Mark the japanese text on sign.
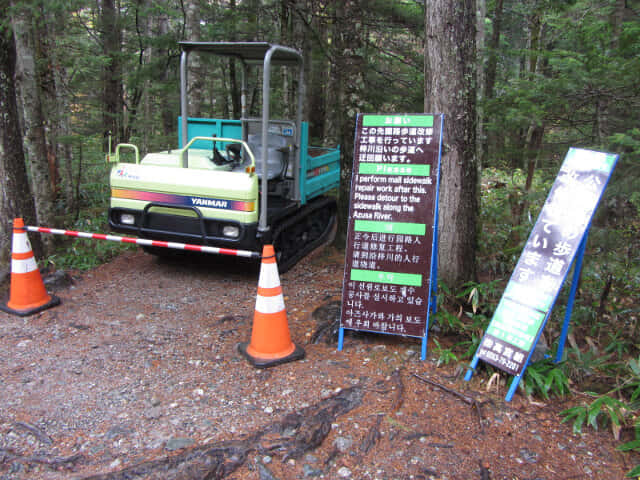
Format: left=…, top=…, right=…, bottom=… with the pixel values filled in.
left=478, top=148, right=618, bottom=375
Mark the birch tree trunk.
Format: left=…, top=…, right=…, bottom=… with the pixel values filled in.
left=0, top=10, right=41, bottom=264
left=425, top=0, right=479, bottom=287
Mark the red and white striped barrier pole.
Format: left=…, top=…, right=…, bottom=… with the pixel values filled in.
left=25, top=226, right=261, bottom=259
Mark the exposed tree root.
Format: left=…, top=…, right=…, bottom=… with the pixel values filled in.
left=0, top=448, right=82, bottom=469
left=82, top=387, right=363, bottom=480
left=412, top=373, right=486, bottom=434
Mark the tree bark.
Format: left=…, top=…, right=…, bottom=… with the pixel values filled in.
left=0, top=10, right=41, bottom=264
left=183, top=0, right=204, bottom=118
left=327, top=1, right=364, bottom=246
left=424, top=0, right=479, bottom=287
left=480, top=0, right=503, bottom=163
left=305, top=3, right=328, bottom=141
left=45, top=3, right=77, bottom=215
left=476, top=0, right=486, bottom=171
left=10, top=0, right=56, bottom=254
left=100, top=0, right=124, bottom=144
left=228, top=0, right=241, bottom=119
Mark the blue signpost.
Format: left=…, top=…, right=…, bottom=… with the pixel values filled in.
left=338, top=114, right=443, bottom=359
left=464, top=148, right=619, bottom=401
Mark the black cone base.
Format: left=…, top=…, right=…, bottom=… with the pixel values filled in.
left=0, top=295, right=60, bottom=317
left=237, top=342, right=305, bottom=368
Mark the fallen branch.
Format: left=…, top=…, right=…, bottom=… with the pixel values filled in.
left=359, top=414, right=383, bottom=455
left=389, top=368, right=405, bottom=413
left=0, top=448, right=82, bottom=468
left=412, top=373, right=485, bottom=433
left=13, top=421, right=53, bottom=446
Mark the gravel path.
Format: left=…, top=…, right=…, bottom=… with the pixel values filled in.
left=0, top=248, right=630, bottom=479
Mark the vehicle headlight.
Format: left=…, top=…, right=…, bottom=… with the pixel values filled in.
left=121, top=213, right=135, bottom=225
left=222, top=225, right=240, bottom=238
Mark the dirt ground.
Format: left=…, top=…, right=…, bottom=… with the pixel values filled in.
left=0, top=246, right=634, bottom=479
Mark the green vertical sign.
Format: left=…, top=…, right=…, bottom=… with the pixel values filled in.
left=475, top=148, right=618, bottom=376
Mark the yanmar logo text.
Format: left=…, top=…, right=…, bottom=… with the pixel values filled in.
left=190, top=197, right=229, bottom=208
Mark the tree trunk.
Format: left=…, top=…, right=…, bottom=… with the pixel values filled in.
left=32, top=7, right=62, bottom=202
left=293, top=0, right=312, bottom=123
left=123, top=0, right=149, bottom=142
left=307, top=4, right=328, bottom=141
left=425, top=0, right=478, bottom=287
left=46, top=4, right=77, bottom=215
left=101, top=0, right=124, bottom=145
left=10, top=0, right=56, bottom=254
left=184, top=0, right=204, bottom=117
left=0, top=11, right=41, bottom=264
left=476, top=0, right=486, bottom=171
left=156, top=11, right=175, bottom=139
left=327, top=1, right=364, bottom=246
left=483, top=0, right=503, bottom=103
left=481, top=0, right=503, bottom=163
left=593, top=0, right=625, bottom=144
left=228, top=0, right=241, bottom=119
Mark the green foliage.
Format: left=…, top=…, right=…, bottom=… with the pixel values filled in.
left=478, top=167, right=554, bottom=277
left=617, top=421, right=640, bottom=478
left=432, top=338, right=458, bottom=367
left=484, top=0, right=639, bottom=170
left=564, top=347, right=614, bottom=384
left=561, top=395, right=626, bottom=435
left=523, top=358, right=571, bottom=400
left=626, top=357, right=640, bottom=404
left=435, top=281, right=494, bottom=337
left=432, top=279, right=496, bottom=363
left=560, top=354, right=640, bottom=477
left=47, top=213, right=135, bottom=271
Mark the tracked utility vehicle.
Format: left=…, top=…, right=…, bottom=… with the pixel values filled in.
left=107, top=42, right=340, bottom=271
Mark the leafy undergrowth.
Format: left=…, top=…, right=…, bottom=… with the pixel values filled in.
left=47, top=213, right=136, bottom=271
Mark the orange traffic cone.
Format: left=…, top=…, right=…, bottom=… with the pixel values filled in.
left=0, top=218, right=60, bottom=316
left=238, top=245, right=305, bottom=368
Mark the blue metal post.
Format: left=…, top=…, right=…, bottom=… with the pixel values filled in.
left=421, top=334, right=428, bottom=360
left=505, top=374, right=522, bottom=401
left=555, top=231, right=589, bottom=363
left=337, top=327, right=344, bottom=351
left=464, top=354, right=479, bottom=381
left=422, top=114, right=444, bottom=362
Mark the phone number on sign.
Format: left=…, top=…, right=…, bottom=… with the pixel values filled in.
left=479, top=348, right=520, bottom=373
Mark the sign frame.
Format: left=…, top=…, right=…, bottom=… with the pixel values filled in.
left=338, top=113, right=444, bottom=360
left=464, top=148, right=619, bottom=401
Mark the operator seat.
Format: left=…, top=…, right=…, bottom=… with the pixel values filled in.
left=248, top=133, right=288, bottom=180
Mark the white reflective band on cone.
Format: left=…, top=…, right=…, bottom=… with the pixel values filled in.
left=258, top=262, right=280, bottom=289
left=255, top=294, right=286, bottom=314
left=12, top=233, right=32, bottom=254
left=11, top=256, right=38, bottom=274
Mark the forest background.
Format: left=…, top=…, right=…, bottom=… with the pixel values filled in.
left=0, top=0, right=639, bottom=475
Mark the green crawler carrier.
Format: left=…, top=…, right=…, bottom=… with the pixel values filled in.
left=107, top=42, right=340, bottom=271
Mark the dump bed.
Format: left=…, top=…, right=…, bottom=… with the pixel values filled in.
left=180, top=117, right=339, bottom=204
